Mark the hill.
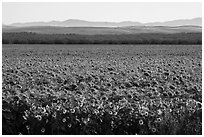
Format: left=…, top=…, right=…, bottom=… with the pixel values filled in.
left=7, top=17, right=202, bottom=27
left=2, top=26, right=202, bottom=35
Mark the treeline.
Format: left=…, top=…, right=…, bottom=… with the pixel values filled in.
left=2, top=32, right=202, bottom=44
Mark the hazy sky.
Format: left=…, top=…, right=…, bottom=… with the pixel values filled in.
left=2, top=2, right=202, bottom=25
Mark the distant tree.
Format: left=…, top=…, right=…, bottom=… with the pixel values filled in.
left=2, top=32, right=202, bottom=45
left=2, top=39, right=9, bottom=44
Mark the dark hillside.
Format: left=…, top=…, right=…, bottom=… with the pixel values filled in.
left=2, top=32, right=202, bottom=44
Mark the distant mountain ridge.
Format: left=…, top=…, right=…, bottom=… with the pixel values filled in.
left=2, top=26, right=202, bottom=35
left=4, top=17, right=202, bottom=27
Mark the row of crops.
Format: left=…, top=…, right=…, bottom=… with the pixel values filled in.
left=2, top=44, right=202, bottom=134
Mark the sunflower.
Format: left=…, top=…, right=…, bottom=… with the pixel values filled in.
left=152, top=127, right=157, bottom=133
left=139, top=119, right=144, bottom=125
left=41, top=128, right=45, bottom=133
left=62, top=118, right=66, bottom=123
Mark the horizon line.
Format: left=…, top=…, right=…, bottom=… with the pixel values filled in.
left=3, top=16, right=202, bottom=26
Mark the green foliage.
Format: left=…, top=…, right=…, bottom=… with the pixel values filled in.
left=2, top=32, right=202, bottom=44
